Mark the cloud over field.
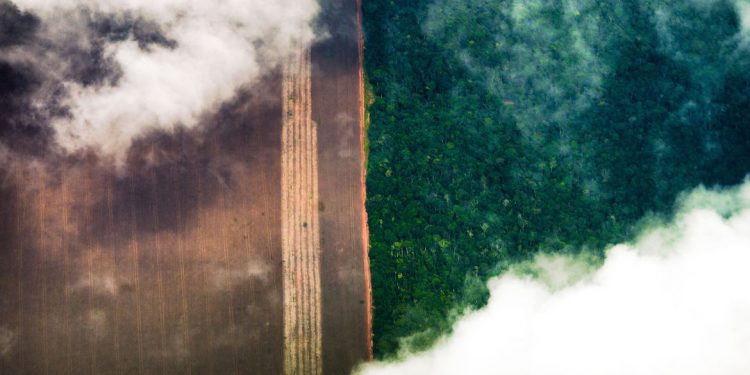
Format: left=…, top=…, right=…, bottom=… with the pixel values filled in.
left=1, top=0, right=319, bottom=160
left=0, top=326, right=15, bottom=358
left=359, top=182, right=750, bottom=375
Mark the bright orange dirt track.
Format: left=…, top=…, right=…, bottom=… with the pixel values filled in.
left=0, top=0, right=371, bottom=374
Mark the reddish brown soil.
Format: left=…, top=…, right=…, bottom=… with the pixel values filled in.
left=312, top=0, right=372, bottom=373
left=0, top=72, right=286, bottom=374
left=0, top=1, right=371, bottom=374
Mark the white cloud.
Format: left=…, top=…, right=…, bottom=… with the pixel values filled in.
left=737, top=0, right=750, bottom=33
left=358, top=182, right=750, bottom=375
left=0, top=326, right=15, bottom=358
left=68, top=273, right=118, bottom=296
left=8, top=0, right=319, bottom=161
left=211, top=260, right=271, bottom=291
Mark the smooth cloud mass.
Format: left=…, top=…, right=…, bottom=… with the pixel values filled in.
left=359, top=182, right=750, bottom=375
left=4, top=0, right=319, bottom=159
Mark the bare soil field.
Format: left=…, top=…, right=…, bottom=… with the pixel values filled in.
left=0, top=1, right=370, bottom=374
left=0, top=73, right=286, bottom=374
left=313, top=0, right=372, bottom=373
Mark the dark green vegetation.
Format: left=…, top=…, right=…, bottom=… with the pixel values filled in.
left=363, top=0, right=750, bottom=357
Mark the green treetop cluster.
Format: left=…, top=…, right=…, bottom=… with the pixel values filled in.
left=363, top=0, right=750, bottom=357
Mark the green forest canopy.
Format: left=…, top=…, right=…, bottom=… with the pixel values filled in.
left=363, top=0, right=750, bottom=357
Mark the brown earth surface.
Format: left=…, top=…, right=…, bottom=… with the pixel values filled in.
left=0, top=0, right=370, bottom=374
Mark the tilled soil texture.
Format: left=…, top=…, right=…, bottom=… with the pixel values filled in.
left=313, top=0, right=372, bottom=373
left=0, top=0, right=370, bottom=374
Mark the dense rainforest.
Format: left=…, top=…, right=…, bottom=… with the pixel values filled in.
left=362, top=0, right=750, bottom=357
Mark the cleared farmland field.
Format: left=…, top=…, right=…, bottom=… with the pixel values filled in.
left=0, top=0, right=370, bottom=374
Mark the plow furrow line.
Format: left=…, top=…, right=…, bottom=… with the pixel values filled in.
left=282, top=47, right=322, bottom=375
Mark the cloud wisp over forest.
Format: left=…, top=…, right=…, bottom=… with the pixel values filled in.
left=362, top=0, right=750, bottom=355
left=359, top=182, right=750, bottom=375
left=1, top=0, right=319, bottom=161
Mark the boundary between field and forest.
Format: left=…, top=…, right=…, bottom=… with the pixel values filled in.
left=357, top=0, right=374, bottom=362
